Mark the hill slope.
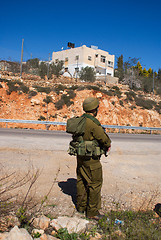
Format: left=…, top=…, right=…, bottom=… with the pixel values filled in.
left=0, top=72, right=161, bottom=132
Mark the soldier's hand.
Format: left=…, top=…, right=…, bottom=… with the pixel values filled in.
left=107, top=145, right=111, bottom=152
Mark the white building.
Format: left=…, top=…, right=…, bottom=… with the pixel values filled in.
left=52, top=45, right=115, bottom=79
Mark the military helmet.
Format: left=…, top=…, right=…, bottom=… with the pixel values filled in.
left=83, top=97, right=99, bottom=112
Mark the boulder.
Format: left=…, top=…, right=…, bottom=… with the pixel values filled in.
left=50, top=216, right=89, bottom=234
left=32, top=216, right=50, bottom=230
left=6, top=226, right=33, bottom=240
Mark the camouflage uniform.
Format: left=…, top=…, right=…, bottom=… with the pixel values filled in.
left=76, top=113, right=111, bottom=217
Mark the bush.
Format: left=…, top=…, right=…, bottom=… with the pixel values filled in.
left=54, top=84, right=66, bottom=95
left=77, top=86, right=86, bottom=91
left=119, top=100, right=124, bottom=106
left=54, top=99, right=64, bottom=110
left=125, top=90, right=136, bottom=102
left=135, top=97, right=156, bottom=110
left=28, top=90, right=37, bottom=99
left=155, top=101, right=161, bottom=114
left=6, top=80, right=29, bottom=95
left=33, top=85, right=51, bottom=94
left=43, top=96, right=53, bottom=104
left=68, top=85, right=79, bottom=90
left=38, top=116, right=46, bottom=121
left=79, top=66, right=96, bottom=82
left=98, top=210, right=161, bottom=239
left=50, top=60, right=64, bottom=78
left=6, top=81, right=19, bottom=94
left=20, top=84, right=29, bottom=94
left=54, top=90, right=76, bottom=109
left=85, top=85, right=100, bottom=91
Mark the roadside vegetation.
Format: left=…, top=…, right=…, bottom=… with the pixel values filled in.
left=0, top=166, right=160, bottom=239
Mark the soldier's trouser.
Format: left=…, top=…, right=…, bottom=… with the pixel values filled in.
left=76, top=156, right=103, bottom=217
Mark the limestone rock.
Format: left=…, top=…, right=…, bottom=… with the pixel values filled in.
left=39, top=234, right=57, bottom=240
left=32, top=228, right=44, bottom=235
left=0, top=216, right=20, bottom=232
left=32, top=216, right=50, bottom=230
left=0, top=232, right=9, bottom=240
left=31, top=99, right=40, bottom=106
left=50, top=216, right=89, bottom=234
left=6, top=226, right=33, bottom=240
left=90, top=232, right=102, bottom=239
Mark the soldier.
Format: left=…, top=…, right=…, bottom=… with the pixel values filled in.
left=75, top=97, right=111, bottom=220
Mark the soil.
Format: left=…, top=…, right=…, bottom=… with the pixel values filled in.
left=1, top=130, right=161, bottom=218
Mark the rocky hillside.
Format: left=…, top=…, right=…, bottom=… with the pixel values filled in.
left=0, top=71, right=161, bottom=132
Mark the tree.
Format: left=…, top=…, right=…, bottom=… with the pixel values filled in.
left=39, top=62, right=47, bottom=79
left=79, top=66, right=96, bottom=82
left=26, top=58, right=39, bottom=68
left=141, top=76, right=153, bottom=93
left=115, top=55, right=124, bottom=82
left=157, top=68, right=161, bottom=82
left=156, top=68, right=161, bottom=95
left=124, top=57, right=139, bottom=73
left=136, top=61, right=143, bottom=76
left=50, top=60, right=64, bottom=78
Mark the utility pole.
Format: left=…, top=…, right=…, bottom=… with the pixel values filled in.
left=20, top=39, right=24, bottom=78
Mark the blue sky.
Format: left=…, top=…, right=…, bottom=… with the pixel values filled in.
left=0, top=0, right=161, bottom=71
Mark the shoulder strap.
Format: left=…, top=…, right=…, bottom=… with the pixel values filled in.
left=82, top=113, right=101, bottom=126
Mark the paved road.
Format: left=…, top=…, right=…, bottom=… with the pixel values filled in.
left=0, top=128, right=161, bottom=211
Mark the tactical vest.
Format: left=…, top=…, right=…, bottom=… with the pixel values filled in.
left=66, top=114, right=105, bottom=157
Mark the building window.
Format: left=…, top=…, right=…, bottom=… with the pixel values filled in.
left=108, top=61, right=113, bottom=67
left=88, top=56, right=92, bottom=61
left=55, top=59, right=58, bottom=64
left=75, top=55, right=79, bottom=60
left=75, top=67, right=79, bottom=72
left=65, top=67, right=68, bottom=72
left=95, top=54, right=98, bottom=58
left=65, top=57, right=68, bottom=62
left=100, top=55, right=106, bottom=63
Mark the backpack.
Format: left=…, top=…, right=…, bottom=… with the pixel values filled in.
left=66, top=116, right=105, bottom=157
left=66, top=116, right=86, bottom=135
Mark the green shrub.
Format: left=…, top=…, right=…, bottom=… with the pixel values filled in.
left=55, top=99, right=64, bottom=110
left=6, top=80, right=29, bottom=95
left=33, top=85, right=51, bottom=94
left=38, top=116, right=46, bottom=121
left=119, top=100, right=124, bottom=106
left=97, top=210, right=161, bottom=239
left=112, top=86, right=120, bottom=91
left=135, top=97, right=156, bottom=110
left=28, top=90, right=37, bottom=98
left=79, top=66, right=96, bottom=82
left=77, top=86, right=86, bottom=91
left=155, top=101, right=161, bottom=114
left=54, top=89, right=76, bottom=109
left=85, top=85, right=100, bottom=91
left=50, top=114, right=57, bottom=118
left=69, top=85, right=79, bottom=90
left=6, top=81, right=19, bottom=94
left=20, top=84, right=29, bottom=94
left=43, top=96, right=53, bottom=104
left=54, top=84, right=66, bottom=95
left=125, top=91, right=136, bottom=102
